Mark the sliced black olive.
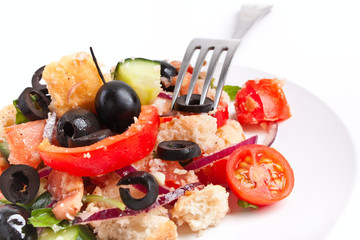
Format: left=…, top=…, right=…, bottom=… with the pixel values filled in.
left=57, top=108, right=102, bottom=147
left=31, top=65, right=48, bottom=95
left=17, top=87, right=50, bottom=121
left=0, top=165, right=40, bottom=204
left=68, top=129, right=116, bottom=148
left=173, top=94, right=214, bottom=113
left=117, top=171, right=159, bottom=210
left=0, top=204, right=37, bottom=240
left=157, top=61, right=178, bottom=92
left=157, top=140, right=201, bottom=161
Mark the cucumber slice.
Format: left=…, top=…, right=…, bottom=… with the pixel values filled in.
left=38, top=225, right=96, bottom=240
left=114, top=58, right=161, bottom=105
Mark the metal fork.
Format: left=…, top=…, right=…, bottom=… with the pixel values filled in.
left=171, top=4, right=272, bottom=111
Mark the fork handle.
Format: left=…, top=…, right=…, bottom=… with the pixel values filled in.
left=232, top=4, right=273, bottom=40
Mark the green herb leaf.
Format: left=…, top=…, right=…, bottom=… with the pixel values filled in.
left=237, top=199, right=258, bottom=209
left=13, top=100, right=29, bottom=124
left=28, top=208, right=62, bottom=228
left=0, top=141, right=10, bottom=159
left=32, top=191, right=53, bottom=210
left=223, top=85, right=241, bottom=101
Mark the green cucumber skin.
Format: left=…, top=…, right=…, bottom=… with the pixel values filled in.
left=38, top=225, right=96, bottom=240
left=114, top=58, right=161, bottom=105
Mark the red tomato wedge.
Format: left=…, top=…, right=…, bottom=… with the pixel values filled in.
left=196, top=157, right=228, bottom=186
left=235, top=79, right=291, bottom=124
left=226, top=144, right=294, bottom=205
left=38, top=106, right=159, bottom=176
left=4, top=120, right=46, bottom=168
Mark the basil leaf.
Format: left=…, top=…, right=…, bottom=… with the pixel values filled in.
left=32, top=191, right=53, bottom=210
left=237, top=199, right=258, bottom=209
left=223, top=85, right=241, bottom=101
left=28, top=208, right=62, bottom=227
left=13, top=100, right=29, bottom=124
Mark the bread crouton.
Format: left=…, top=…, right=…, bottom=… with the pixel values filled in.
left=42, top=52, right=111, bottom=117
left=157, top=115, right=226, bottom=154
left=216, top=119, right=245, bottom=145
left=0, top=104, right=16, bottom=142
left=170, top=184, right=229, bottom=232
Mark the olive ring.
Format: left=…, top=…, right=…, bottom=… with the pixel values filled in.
left=17, top=87, right=50, bottom=121
left=157, top=140, right=201, bottom=161
left=117, top=171, right=159, bottom=210
left=173, top=94, right=214, bottom=113
left=31, top=65, right=48, bottom=95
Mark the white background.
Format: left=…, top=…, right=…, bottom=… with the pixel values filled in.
left=0, top=0, right=359, bottom=239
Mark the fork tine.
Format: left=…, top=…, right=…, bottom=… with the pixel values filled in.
left=213, top=41, right=240, bottom=109
left=185, top=46, right=210, bottom=105
left=171, top=40, right=198, bottom=110
left=199, top=47, right=224, bottom=105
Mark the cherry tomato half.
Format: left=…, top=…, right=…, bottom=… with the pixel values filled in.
left=235, top=79, right=291, bottom=124
left=226, top=144, right=294, bottom=205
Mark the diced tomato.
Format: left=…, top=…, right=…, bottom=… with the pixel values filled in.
left=38, top=106, right=159, bottom=176
left=213, top=101, right=229, bottom=128
left=196, top=157, right=228, bottom=186
left=169, top=61, right=194, bottom=74
left=171, top=72, right=200, bottom=96
left=235, top=79, right=291, bottom=124
left=226, top=144, right=294, bottom=205
left=4, top=120, right=46, bottom=168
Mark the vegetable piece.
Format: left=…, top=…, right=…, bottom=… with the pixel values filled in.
left=237, top=199, right=258, bottom=209
left=68, top=129, right=115, bottom=148
left=226, top=144, right=294, bottom=205
left=32, top=191, right=53, bottom=209
left=174, top=94, right=214, bottom=113
left=0, top=164, right=40, bottom=204
left=83, top=195, right=126, bottom=210
left=115, top=165, right=170, bottom=195
left=223, top=85, right=241, bottom=101
left=13, top=100, right=30, bottom=124
left=213, top=100, right=229, bottom=128
left=95, top=80, right=141, bottom=133
left=38, top=166, right=52, bottom=179
left=0, top=204, right=37, bottom=240
left=184, top=136, right=257, bottom=171
left=56, top=108, right=102, bottom=147
left=73, top=182, right=202, bottom=224
left=235, top=78, right=291, bottom=124
left=31, top=65, right=48, bottom=95
left=38, top=105, right=159, bottom=176
left=17, top=87, right=50, bottom=121
left=114, top=58, right=161, bottom=105
left=117, top=171, right=159, bottom=210
left=38, top=225, right=96, bottom=240
left=4, top=119, right=46, bottom=168
left=28, top=208, right=63, bottom=227
left=157, top=60, right=178, bottom=92
left=157, top=140, right=201, bottom=161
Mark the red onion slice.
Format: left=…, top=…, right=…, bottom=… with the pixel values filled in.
left=157, top=92, right=173, bottom=100
left=262, top=122, right=278, bottom=147
left=38, top=166, right=52, bottom=178
left=115, top=165, right=171, bottom=195
left=184, top=136, right=258, bottom=171
left=73, top=182, right=202, bottom=224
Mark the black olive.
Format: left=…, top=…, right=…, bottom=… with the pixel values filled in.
left=157, top=140, right=201, bottom=161
left=117, top=171, right=159, bottom=210
left=31, top=65, right=48, bottom=95
left=95, top=80, right=141, bottom=133
left=0, top=204, right=37, bottom=240
left=0, top=165, right=40, bottom=204
left=157, top=61, right=178, bottom=92
left=17, top=87, right=50, bottom=121
left=68, top=129, right=116, bottom=147
left=173, top=94, right=214, bottom=113
left=56, top=108, right=102, bottom=148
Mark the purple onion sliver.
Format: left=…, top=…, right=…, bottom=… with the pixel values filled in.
left=115, top=165, right=170, bottom=195
left=73, top=182, right=202, bottom=225
left=157, top=92, right=173, bottom=100
left=38, top=166, right=52, bottom=178
left=262, top=122, right=278, bottom=147
left=184, top=135, right=258, bottom=171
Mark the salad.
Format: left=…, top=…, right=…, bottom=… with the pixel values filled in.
left=0, top=49, right=294, bottom=240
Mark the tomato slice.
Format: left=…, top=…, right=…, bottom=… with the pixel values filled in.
left=235, top=79, right=291, bottom=124
left=226, top=144, right=294, bottom=205
left=38, top=106, right=159, bottom=176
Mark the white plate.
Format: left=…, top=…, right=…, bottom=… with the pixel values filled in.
left=178, top=65, right=357, bottom=240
